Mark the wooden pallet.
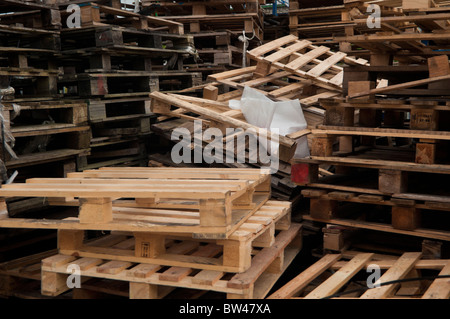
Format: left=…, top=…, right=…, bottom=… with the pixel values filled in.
left=58, top=2, right=183, bottom=34
left=0, top=167, right=272, bottom=239
left=269, top=252, right=450, bottom=299
left=59, top=25, right=193, bottom=54
left=301, top=188, right=450, bottom=241
left=0, top=0, right=61, bottom=30
left=142, top=0, right=264, bottom=40
left=46, top=200, right=290, bottom=273
left=59, top=71, right=202, bottom=98
left=292, top=155, right=450, bottom=193
left=78, top=137, right=149, bottom=171
left=84, top=97, right=152, bottom=123
left=186, top=31, right=248, bottom=69
left=149, top=91, right=301, bottom=163
left=0, top=99, right=89, bottom=166
left=40, top=223, right=302, bottom=299
left=0, top=249, right=58, bottom=299
left=321, top=97, right=450, bottom=130
left=205, top=65, right=341, bottom=108
left=246, top=34, right=368, bottom=91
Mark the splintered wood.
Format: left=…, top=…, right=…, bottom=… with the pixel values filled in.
left=269, top=252, right=450, bottom=299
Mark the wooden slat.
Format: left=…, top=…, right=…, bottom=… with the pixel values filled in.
left=421, top=262, right=450, bottom=299
left=285, top=46, right=331, bottom=71
left=307, top=52, right=347, bottom=78
left=304, top=253, right=374, bottom=299
left=264, top=40, right=311, bottom=64
left=268, top=254, right=341, bottom=299
left=360, top=252, right=423, bottom=299
left=247, top=35, right=298, bottom=58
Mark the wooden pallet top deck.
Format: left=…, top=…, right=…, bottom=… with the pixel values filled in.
left=247, top=34, right=368, bottom=90
left=0, top=167, right=269, bottom=200
left=0, top=167, right=273, bottom=238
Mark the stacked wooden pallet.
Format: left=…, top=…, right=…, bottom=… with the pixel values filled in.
left=55, top=23, right=199, bottom=170
left=147, top=35, right=369, bottom=201
left=0, top=167, right=302, bottom=299
left=141, top=0, right=264, bottom=78
left=291, top=55, right=450, bottom=247
left=334, top=0, right=450, bottom=62
left=39, top=1, right=198, bottom=170
left=0, top=1, right=91, bottom=179
left=260, top=1, right=290, bottom=43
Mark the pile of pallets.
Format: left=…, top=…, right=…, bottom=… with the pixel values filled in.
left=0, top=167, right=302, bottom=299
left=141, top=0, right=264, bottom=77
left=291, top=54, right=450, bottom=250
left=0, top=1, right=90, bottom=178
left=0, top=0, right=201, bottom=175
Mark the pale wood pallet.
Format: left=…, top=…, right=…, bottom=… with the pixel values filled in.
left=41, top=223, right=302, bottom=299
left=269, top=252, right=450, bottom=299
left=246, top=34, right=368, bottom=91
left=51, top=199, right=291, bottom=273
left=205, top=65, right=341, bottom=108
left=0, top=167, right=272, bottom=239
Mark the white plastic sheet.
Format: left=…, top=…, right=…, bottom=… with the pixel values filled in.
left=229, top=86, right=310, bottom=158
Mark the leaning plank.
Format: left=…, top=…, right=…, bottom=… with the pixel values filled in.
left=268, top=254, right=341, bottom=299
left=303, top=253, right=374, bottom=299
left=149, top=91, right=295, bottom=148
left=360, top=252, right=423, bottom=299
left=421, top=262, right=450, bottom=299
left=348, top=74, right=450, bottom=99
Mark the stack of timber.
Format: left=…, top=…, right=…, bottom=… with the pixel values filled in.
left=0, top=167, right=303, bottom=299
left=48, top=1, right=200, bottom=170
left=261, top=1, right=290, bottom=43
left=269, top=252, right=450, bottom=299
left=141, top=0, right=264, bottom=78
left=148, top=91, right=300, bottom=201
left=148, top=35, right=369, bottom=201
left=334, top=0, right=450, bottom=63
left=142, top=0, right=264, bottom=41
left=291, top=55, right=450, bottom=247
left=0, top=1, right=91, bottom=178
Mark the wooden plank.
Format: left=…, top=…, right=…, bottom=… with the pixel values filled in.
left=263, top=40, right=311, bottom=64
left=360, top=253, right=423, bottom=299
left=421, top=262, right=450, bottom=299
left=149, top=91, right=295, bottom=147
left=285, top=46, right=331, bottom=71
left=307, top=52, right=347, bottom=78
left=348, top=74, right=450, bottom=99
left=304, top=253, right=374, bottom=299
left=247, top=35, right=298, bottom=58
left=268, top=254, right=341, bottom=299
left=227, top=223, right=302, bottom=289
